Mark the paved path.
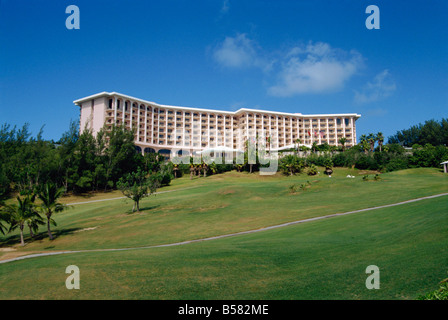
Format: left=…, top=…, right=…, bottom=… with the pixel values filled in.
left=1, top=192, right=447, bottom=265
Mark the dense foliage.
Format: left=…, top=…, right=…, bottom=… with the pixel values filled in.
left=418, top=279, right=448, bottom=300
left=277, top=142, right=448, bottom=174
left=388, top=118, right=448, bottom=147
left=0, top=122, right=169, bottom=199
left=1, top=119, right=447, bottom=200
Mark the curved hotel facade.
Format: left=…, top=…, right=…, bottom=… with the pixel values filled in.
left=74, top=92, right=361, bottom=157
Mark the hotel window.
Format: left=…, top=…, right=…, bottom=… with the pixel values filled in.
left=345, top=118, right=350, bottom=126
left=108, top=99, right=113, bottom=109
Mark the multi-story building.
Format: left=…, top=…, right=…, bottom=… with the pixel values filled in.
left=74, top=92, right=361, bottom=157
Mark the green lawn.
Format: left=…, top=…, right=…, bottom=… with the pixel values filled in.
left=0, top=168, right=447, bottom=299
left=0, top=191, right=447, bottom=299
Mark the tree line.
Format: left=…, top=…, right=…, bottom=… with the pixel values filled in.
left=277, top=137, right=448, bottom=175
left=0, top=121, right=173, bottom=199
left=388, top=118, right=448, bottom=147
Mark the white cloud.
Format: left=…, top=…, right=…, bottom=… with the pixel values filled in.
left=211, top=37, right=366, bottom=97
left=268, top=42, right=363, bottom=97
left=354, top=69, right=396, bottom=104
left=212, top=33, right=272, bottom=71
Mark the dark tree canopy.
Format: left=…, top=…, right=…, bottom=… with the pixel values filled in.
left=388, top=118, right=448, bottom=147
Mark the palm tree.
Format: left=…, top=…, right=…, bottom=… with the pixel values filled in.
left=0, top=201, right=9, bottom=236
left=26, top=213, right=44, bottom=239
left=37, top=182, right=68, bottom=240
left=189, top=163, right=195, bottom=180
left=6, top=196, right=41, bottom=246
left=210, top=162, right=218, bottom=175
left=377, top=132, right=384, bottom=152
left=189, top=157, right=195, bottom=180
left=367, top=133, right=376, bottom=152
left=338, top=137, right=347, bottom=151
left=245, top=138, right=257, bottom=173
left=359, top=134, right=369, bottom=154
left=294, top=138, right=301, bottom=154
left=202, top=161, right=208, bottom=177
left=172, top=164, right=179, bottom=178
left=266, top=136, right=271, bottom=154
left=280, top=155, right=303, bottom=176
left=23, top=194, right=44, bottom=239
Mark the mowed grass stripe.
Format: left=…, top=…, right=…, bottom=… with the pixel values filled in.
left=1, top=191, right=447, bottom=265
left=0, top=195, right=446, bottom=299
left=1, top=168, right=447, bottom=254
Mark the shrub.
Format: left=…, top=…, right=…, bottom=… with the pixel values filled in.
left=289, top=184, right=299, bottom=193
left=384, top=157, right=409, bottom=172
left=418, top=280, right=448, bottom=300
left=289, top=181, right=311, bottom=194
left=307, top=164, right=318, bottom=176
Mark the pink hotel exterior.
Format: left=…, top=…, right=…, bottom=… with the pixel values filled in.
left=74, top=92, right=361, bottom=157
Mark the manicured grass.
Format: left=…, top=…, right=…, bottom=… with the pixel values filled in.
left=0, top=193, right=446, bottom=299
left=0, top=168, right=447, bottom=256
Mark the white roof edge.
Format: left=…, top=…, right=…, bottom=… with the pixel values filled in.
left=73, top=91, right=111, bottom=104
left=73, top=91, right=361, bottom=118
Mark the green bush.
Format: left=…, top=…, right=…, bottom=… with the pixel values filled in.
left=418, top=280, right=448, bottom=300
left=307, top=164, right=318, bottom=176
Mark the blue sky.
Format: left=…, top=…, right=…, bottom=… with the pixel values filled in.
left=0, top=0, right=447, bottom=142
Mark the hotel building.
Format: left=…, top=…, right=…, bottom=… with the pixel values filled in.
left=74, top=92, right=361, bottom=157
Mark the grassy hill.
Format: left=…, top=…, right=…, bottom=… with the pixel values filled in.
left=0, top=167, right=447, bottom=299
